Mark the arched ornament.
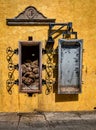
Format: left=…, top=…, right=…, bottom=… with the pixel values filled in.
left=6, top=6, right=55, bottom=25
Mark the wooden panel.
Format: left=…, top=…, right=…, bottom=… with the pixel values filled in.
left=19, top=41, right=42, bottom=93
left=58, top=39, right=83, bottom=94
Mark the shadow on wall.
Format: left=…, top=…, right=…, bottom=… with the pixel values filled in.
left=55, top=93, right=78, bottom=102
left=53, top=48, right=79, bottom=102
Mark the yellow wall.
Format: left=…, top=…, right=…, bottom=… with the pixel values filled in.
left=0, top=0, right=96, bottom=112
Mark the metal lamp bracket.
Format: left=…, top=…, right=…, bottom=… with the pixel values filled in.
left=48, top=22, right=77, bottom=40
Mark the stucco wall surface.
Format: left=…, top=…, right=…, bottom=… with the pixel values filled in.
left=0, top=0, right=96, bottom=112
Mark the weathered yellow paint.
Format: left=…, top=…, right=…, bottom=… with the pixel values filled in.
left=0, top=0, right=96, bottom=112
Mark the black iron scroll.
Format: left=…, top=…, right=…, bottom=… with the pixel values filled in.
left=6, top=47, right=18, bottom=94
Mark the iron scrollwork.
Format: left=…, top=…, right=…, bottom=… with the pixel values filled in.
left=6, top=47, right=18, bottom=94
left=42, top=49, right=56, bottom=95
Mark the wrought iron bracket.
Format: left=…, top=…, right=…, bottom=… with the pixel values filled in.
left=47, top=22, right=78, bottom=41
left=48, top=22, right=72, bottom=37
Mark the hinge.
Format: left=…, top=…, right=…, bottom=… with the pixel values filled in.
left=14, top=79, right=19, bottom=85
left=42, top=79, right=46, bottom=85
left=42, top=48, right=46, bottom=54
left=14, top=64, right=19, bottom=70
left=42, top=64, right=46, bottom=69
left=14, top=48, right=18, bottom=54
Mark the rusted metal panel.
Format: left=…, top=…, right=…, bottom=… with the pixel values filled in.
left=58, top=39, right=83, bottom=94
left=19, top=41, right=42, bottom=93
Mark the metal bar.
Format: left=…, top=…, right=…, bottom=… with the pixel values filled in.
left=50, top=25, right=66, bottom=36
left=49, top=22, right=71, bottom=26
left=63, top=31, right=78, bottom=39
left=48, top=22, right=72, bottom=38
